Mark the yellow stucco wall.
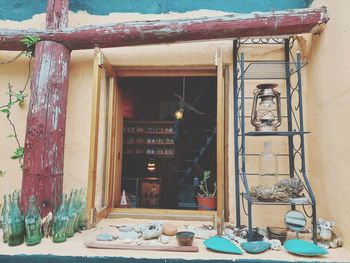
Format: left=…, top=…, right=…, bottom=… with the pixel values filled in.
left=0, top=2, right=348, bottom=247
left=304, top=0, right=350, bottom=249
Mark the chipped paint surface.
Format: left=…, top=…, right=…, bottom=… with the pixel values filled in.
left=0, top=0, right=313, bottom=21
left=21, top=0, right=71, bottom=216
left=0, top=7, right=328, bottom=51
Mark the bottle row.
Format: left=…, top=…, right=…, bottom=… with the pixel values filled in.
left=124, top=145, right=175, bottom=155
left=124, top=122, right=174, bottom=133
left=0, top=188, right=86, bottom=246
left=124, top=135, right=175, bottom=144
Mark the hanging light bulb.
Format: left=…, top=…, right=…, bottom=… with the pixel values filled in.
left=147, top=159, right=157, bottom=173
left=174, top=77, right=185, bottom=120
left=174, top=108, right=184, bottom=120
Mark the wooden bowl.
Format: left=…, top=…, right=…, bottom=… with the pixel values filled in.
left=176, top=231, right=195, bottom=246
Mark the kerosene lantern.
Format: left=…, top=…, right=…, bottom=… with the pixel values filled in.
left=251, top=83, right=282, bottom=132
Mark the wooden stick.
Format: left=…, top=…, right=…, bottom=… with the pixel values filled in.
left=84, top=241, right=199, bottom=252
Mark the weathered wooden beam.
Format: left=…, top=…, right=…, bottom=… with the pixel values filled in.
left=21, top=0, right=70, bottom=216
left=0, top=7, right=328, bottom=51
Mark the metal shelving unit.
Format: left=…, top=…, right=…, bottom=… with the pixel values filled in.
left=233, top=38, right=317, bottom=243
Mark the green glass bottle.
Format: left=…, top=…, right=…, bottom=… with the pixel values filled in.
left=53, top=195, right=68, bottom=243
left=72, top=189, right=80, bottom=233
left=7, top=192, right=24, bottom=246
left=1, top=195, right=11, bottom=243
left=0, top=195, right=7, bottom=229
left=25, top=195, right=42, bottom=246
left=78, top=188, right=87, bottom=229
left=65, top=191, right=76, bottom=238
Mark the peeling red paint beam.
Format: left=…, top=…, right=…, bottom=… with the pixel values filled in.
left=0, top=7, right=328, bottom=51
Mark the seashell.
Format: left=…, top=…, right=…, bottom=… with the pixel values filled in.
left=269, top=239, right=282, bottom=251
left=159, top=235, right=170, bottom=244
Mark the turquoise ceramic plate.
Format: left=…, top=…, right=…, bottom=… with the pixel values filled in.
left=284, top=239, right=329, bottom=256
left=241, top=241, right=271, bottom=254
left=203, top=236, right=243, bottom=254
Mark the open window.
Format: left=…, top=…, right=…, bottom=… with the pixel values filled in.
left=87, top=48, right=227, bottom=228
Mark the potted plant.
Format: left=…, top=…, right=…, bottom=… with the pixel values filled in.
left=196, top=170, right=217, bottom=211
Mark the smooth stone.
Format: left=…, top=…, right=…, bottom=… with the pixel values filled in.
left=119, top=226, right=134, bottom=232
left=258, top=228, right=268, bottom=238
left=134, top=224, right=147, bottom=233
left=204, top=236, right=243, bottom=254
left=97, top=233, right=113, bottom=241
left=269, top=239, right=282, bottom=251
left=143, top=223, right=162, bottom=240
left=223, top=228, right=235, bottom=239
left=234, top=236, right=247, bottom=244
left=187, top=226, right=214, bottom=240
left=162, top=223, right=178, bottom=236
left=241, top=241, right=271, bottom=254
left=284, top=239, right=329, bottom=256
left=160, top=235, right=170, bottom=244
left=120, top=238, right=133, bottom=244
left=119, top=230, right=140, bottom=240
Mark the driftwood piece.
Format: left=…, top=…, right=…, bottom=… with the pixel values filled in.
left=84, top=241, right=199, bottom=252
left=0, top=7, right=329, bottom=51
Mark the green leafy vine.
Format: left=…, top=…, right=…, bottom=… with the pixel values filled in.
left=0, top=36, right=40, bottom=177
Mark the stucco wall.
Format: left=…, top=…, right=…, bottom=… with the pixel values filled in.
left=2, top=1, right=348, bottom=245
left=304, top=0, right=350, bottom=249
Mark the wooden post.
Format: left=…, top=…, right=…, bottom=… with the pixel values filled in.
left=21, top=0, right=70, bottom=216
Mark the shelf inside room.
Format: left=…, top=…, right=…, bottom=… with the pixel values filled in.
left=123, top=120, right=176, bottom=158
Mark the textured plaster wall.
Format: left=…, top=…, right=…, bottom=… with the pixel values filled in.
left=0, top=3, right=335, bottom=234
left=304, top=0, right=350, bottom=249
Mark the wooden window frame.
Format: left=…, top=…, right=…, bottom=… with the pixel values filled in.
left=87, top=48, right=228, bottom=230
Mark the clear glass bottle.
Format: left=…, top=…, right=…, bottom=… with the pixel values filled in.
left=259, top=141, right=278, bottom=186
left=25, top=195, right=42, bottom=246
left=7, top=192, right=24, bottom=246
left=53, top=195, right=68, bottom=243
left=1, top=195, right=11, bottom=243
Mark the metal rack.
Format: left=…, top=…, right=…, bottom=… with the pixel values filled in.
left=233, top=38, right=317, bottom=243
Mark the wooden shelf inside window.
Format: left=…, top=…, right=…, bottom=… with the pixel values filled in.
left=123, top=120, right=175, bottom=158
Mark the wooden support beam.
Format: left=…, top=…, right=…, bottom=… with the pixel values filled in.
left=21, top=0, right=70, bottom=216
left=0, top=7, right=328, bottom=51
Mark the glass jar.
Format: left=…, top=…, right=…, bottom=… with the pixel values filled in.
left=25, top=195, right=42, bottom=246
left=259, top=141, right=278, bottom=186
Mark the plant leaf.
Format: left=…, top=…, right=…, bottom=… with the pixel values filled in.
left=0, top=108, right=10, bottom=114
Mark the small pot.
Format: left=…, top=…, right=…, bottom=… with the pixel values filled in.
left=176, top=231, right=194, bottom=246
left=196, top=196, right=217, bottom=211
left=267, top=227, right=288, bottom=245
